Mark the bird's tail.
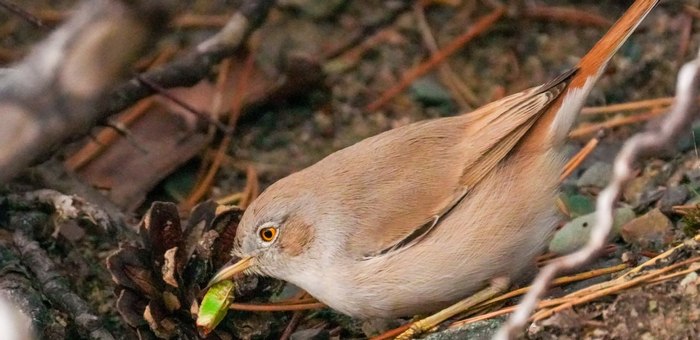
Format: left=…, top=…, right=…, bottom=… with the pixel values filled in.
left=520, top=0, right=659, bottom=152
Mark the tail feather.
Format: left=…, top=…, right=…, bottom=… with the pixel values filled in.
left=520, top=0, right=659, bottom=151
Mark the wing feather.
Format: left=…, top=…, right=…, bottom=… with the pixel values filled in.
left=302, top=71, right=574, bottom=258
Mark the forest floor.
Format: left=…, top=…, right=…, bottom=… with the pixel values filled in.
left=1, top=0, right=699, bottom=339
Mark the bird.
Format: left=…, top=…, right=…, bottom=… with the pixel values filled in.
left=208, top=0, right=659, bottom=337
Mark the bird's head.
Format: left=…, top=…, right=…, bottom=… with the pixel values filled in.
left=207, top=179, right=320, bottom=287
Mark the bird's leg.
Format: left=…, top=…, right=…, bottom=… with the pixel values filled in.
left=395, top=277, right=510, bottom=340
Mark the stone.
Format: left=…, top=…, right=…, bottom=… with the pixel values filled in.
left=561, top=193, right=595, bottom=218
left=549, top=207, right=635, bottom=254
left=279, top=0, right=345, bottom=19
left=657, top=185, right=689, bottom=214
left=410, top=77, right=454, bottom=107
left=676, top=120, right=700, bottom=152
left=623, top=160, right=670, bottom=207
left=290, top=328, right=330, bottom=340
left=423, top=318, right=503, bottom=340
left=686, top=168, right=700, bottom=184
left=361, top=318, right=401, bottom=338
left=577, top=162, right=612, bottom=189
left=621, top=208, right=674, bottom=249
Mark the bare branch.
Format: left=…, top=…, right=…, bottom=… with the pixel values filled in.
left=135, top=74, right=232, bottom=134
left=0, top=239, right=49, bottom=338
left=14, top=231, right=116, bottom=339
left=0, top=0, right=171, bottom=183
left=0, top=0, right=45, bottom=28
left=496, top=48, right=700, bottom=339
left=97, top=0, right=276, bottom=120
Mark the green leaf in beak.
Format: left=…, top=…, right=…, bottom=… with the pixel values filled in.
left=196, top=280, right=235, bottom=336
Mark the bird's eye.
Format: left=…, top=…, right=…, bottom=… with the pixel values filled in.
left=259, top=226, right=278, bottom=242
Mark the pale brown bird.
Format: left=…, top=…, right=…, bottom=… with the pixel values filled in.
left=209, top=0, right=659, bottom=337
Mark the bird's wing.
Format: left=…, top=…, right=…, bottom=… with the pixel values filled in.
left=310, top=72, right=574, bottom=259
left=309, top=0, right=659, bottom=259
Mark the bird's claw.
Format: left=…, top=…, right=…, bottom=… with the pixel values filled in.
left=395, top=320, right=428, bottom=340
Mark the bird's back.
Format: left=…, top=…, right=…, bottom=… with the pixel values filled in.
left=291, top=78, right=568, bottom=259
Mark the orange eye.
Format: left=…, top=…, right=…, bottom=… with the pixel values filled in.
left=259, top=226, right=277, bottom=242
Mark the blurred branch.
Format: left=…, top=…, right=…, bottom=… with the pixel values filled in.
left=0, top=0, right=45, bottom=28
left=366, top=6, right=505, bottom=111
left=496, top=48, right=700, bottom=339
left=0, top=0, right=276, bottom=185
left=97, top=0, right=276, bottom=120
left=0, top=0, right=172, bottom=183
left=0, top=239, right=51, bottom=337
left=14, top=231, right=116, bottom=339
left=522, top=4, right=612, bottom=28
left=322, top=0, right=412, bottom=59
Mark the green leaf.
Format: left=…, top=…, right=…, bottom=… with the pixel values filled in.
left=196, top=280, right=235, bottom=336
left=561, top=193, right=595, bottom=218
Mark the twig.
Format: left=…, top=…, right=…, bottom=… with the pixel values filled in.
left=375, top=261, right=627, bottom=340
left=206, top=58, right=233, bottom=134
left=6, top=189, right=113, bottom=232
left=477, top=263, right=629, bottom=308
left=64, top=45, right=176, bottom=172
left=173, top=14, right=230, bottom=28
left=136, top=74, right=231, bottom=134
left=533, top=236, right=700, bottom=303
left=560, top=136, right=600, bottom=182
left=569, top=108, right=665, bottom=139
left=531, top=257, right=700, bottom=321
left=276, top=297, right=318, bottom=305
left=414, top=2, right=477, bottom=109
left=182, top=50, right=255, bottom=209
left=180, top=58, right=234, bottom=211
left=29, top=159, right=132, bottom=233
left=324, top=28, right=397, bottom=74
left=0, top=0, right=44, bottom=28
left=496, top=47, right=700, bottom=340
left=615, top=233, right=700, bottom=281
left=0, top=0, right=172, bottom=183
left=370, top=324, right=412, bottom=340
left=538, top=244, right=617, bottom=267
left=98, top=0, right=276, bottom=120
left=279, top=311, right=304, bottom=340
left=0, top=240, right=52, bottom=336
left=581, top=97, right=674, bottom=116
left=581, top=96, right=675, bottom=115
left=677, top=13, right=693, bottom=68
left=239, top=165, right=260, bottom=209
left=366, top=6, right=505, bottom=111
left=672, top=203, right=699, bottom=214
left=35, top=9, right=238, bottom=30
left=14, top=231, right=115, bottom=339
left=684, top=5, right=700, bottom=20
left=449, top=305, right=519, bottom=329
left=101, top=121, right=149, bottom=155
left=0, top=46, right=21, bottom=62
left=181, top=58, right=234, bottom=210
left=522, top=5, right=613, bottom=28
left=279, top=292, right=312, bottom=340
left=647, top=262, right=700, bottom=284
left=65, top=98, right=155, bottom=171
left=229, top=301, right=326, bottom=312
left=322, top=1, right=412, bottom=60
left=448, top=253, right=699, bottom=330
left=215, top=192, right=243, bottom=205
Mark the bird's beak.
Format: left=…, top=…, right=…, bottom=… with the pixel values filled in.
left=206, top=256, right=253, bottom=289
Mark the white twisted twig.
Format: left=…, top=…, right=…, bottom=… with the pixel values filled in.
left=495, top=48, right=700, bottom=340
